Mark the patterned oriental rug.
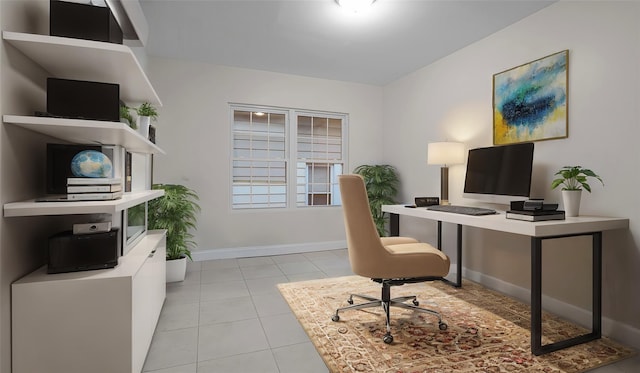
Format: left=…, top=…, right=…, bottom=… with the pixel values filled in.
left=277, top=276, right=634, bottom=373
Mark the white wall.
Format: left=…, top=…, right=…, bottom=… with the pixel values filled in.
left=1, top=1, right=58, bottom=371
left=146, top=58, right=384, bottom=255
left=382, top=0, right=640, bottom=339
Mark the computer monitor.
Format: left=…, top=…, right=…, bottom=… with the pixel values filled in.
left=463, top=142, right=534, bottom=205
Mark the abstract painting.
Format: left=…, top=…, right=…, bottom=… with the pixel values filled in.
left=493, top=50, right=568, bottom=145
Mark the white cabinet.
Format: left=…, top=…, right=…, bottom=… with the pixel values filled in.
left=12, top=230, right=166, bottom=373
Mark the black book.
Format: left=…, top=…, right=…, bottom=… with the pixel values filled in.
left=506, top=210, right=565, bottom=221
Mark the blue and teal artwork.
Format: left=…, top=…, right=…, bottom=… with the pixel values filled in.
left=493, top=50, right=568, bottom=145
left=71, top=150, right=113, bottom=178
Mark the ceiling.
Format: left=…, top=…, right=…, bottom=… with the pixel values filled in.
left=139, top=0, right=554, bottom=86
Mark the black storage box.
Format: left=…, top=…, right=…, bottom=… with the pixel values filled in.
left=48, top=229, right=119, bottom=274
left=50, top=0, right=123, bottom=44
left=47, top=78, right=120, bottom=122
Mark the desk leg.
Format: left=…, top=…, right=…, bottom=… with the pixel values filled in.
left=593, top=232, right=603, bottom=339
left=440, top=223, right=462, bottom=288
left=389, top=213, right=399, bottom=236
left=531, top=237, right=543, bottom=355
left=530, top=232, right=602, bottom=355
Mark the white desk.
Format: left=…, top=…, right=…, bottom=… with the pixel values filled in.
left=382, top=204, right=629, bottom=355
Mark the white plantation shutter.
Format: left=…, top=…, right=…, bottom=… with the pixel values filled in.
left=232, top=110, right=287, bottom=209
left=296, top=114, right=344, bottom=206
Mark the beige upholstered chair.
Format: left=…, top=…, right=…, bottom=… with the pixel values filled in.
left=332, top=174, right=451, bottom=344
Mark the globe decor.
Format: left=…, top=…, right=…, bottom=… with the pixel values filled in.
left=70, top=150, right=113, bottom=178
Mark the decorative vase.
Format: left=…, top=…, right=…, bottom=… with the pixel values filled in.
left=166, top=256, right=187, bottom=283
left=562, top=190, right=582, bottom=217
left=137, top=116, right=151, bottom=138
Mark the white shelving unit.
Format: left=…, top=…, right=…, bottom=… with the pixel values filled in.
left=3, top=31, right=161, bottom=105
left=5, top=26, right=167, bottom=373
left=2, top=31, right=166, bottom=218
left=3, top=115, right=165, bottom=154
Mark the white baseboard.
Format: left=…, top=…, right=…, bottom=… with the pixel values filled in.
left=462, top=266, right=640, bottom=350
left=191, top=240, right=347, bottom=261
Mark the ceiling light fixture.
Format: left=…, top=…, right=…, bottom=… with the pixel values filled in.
left=336, top=0, right=376, bottom=13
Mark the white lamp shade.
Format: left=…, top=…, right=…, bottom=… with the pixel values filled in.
left=427, top=142, right=465, bottom=166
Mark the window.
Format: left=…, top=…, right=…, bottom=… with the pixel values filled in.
left=296, top=114, right=343, bottom=207
left=231, top=105, right=347, bottom=209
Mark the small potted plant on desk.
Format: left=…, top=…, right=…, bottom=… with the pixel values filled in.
left=148, top=184, right=201, bottom=282
left=551, top=166, right=603, bottom=217
left=135, top=102, right=158, bottom=139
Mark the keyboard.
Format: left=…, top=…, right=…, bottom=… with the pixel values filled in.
left=426, top=205, right=497, bottom=216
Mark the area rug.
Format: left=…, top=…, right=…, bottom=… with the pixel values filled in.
left=277, top=276, right=634, bottom=373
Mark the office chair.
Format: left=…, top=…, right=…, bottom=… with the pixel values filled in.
left=332, top=174, right=450, bottom=344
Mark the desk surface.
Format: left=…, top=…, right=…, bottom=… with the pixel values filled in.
left=382, top=205, right=629, bottom=237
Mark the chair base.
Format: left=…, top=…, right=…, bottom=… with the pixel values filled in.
left=331, top=279, right=447, bottom=344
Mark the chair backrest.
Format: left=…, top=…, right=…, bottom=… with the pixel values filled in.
left=338, top=174, right=391, bottom=277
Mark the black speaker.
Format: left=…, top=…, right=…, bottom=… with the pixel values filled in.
left=48, top=229, right=119, bottom=274
left=50, top=0, right=123, bottom=44
left=47, top=78, right=120, bottom=122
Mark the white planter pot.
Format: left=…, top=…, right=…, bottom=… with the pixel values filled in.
left=166, top=256, right=187, bottom=283
left=562, top=190, right=582, bottom=217
left=137, top=116, right=151, bottom=139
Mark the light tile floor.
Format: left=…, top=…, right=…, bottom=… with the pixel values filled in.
left=142, top=249, right=639, bottom=373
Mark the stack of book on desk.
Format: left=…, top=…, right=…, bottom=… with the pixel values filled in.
left=66, top=177, right=123, bottom=201
left=506, top=199, right=565, bottom=221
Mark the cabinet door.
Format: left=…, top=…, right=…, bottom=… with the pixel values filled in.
left=12, top=277, right=132, bottom=373
left=132, top=237, right=166, bottom=372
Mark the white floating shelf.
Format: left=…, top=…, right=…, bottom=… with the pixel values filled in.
left=3, top=115, right=165, bottom=155
left=3, top=189, right=164, bottom=217
left=3, top=31, right=161, bottom=105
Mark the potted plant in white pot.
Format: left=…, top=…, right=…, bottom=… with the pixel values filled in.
left=551, top=166, right=603, bottom=217
left=148, top=184, right=200, bottom=282
left=135, top=102, right=158, bottom=139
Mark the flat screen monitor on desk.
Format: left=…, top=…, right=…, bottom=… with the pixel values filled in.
left=463, top=142, right=534, bottom=205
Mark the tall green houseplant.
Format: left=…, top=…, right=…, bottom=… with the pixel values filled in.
left=353, top=164, right=400, bottom=236
left=148, top=184, right=201, bottom=260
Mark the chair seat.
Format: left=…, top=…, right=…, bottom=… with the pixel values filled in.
left=380, top=236, right=419, bottom=245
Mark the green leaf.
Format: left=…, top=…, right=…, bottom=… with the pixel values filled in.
left=353, top=164, right=400, bottom=236
left=149, top=184, right=201, bottom=260
left=550, top=166, right=603, bottom=193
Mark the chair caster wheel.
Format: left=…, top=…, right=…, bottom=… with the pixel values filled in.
left=347, top=299, right=354, bottom=305
left=412, top=300, right=419, bottom=306
left=332, top=315, right=340, bottom=322
left=383, top=334, right=393, bottom=344
left=439, top=322, right=448, bottom=331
